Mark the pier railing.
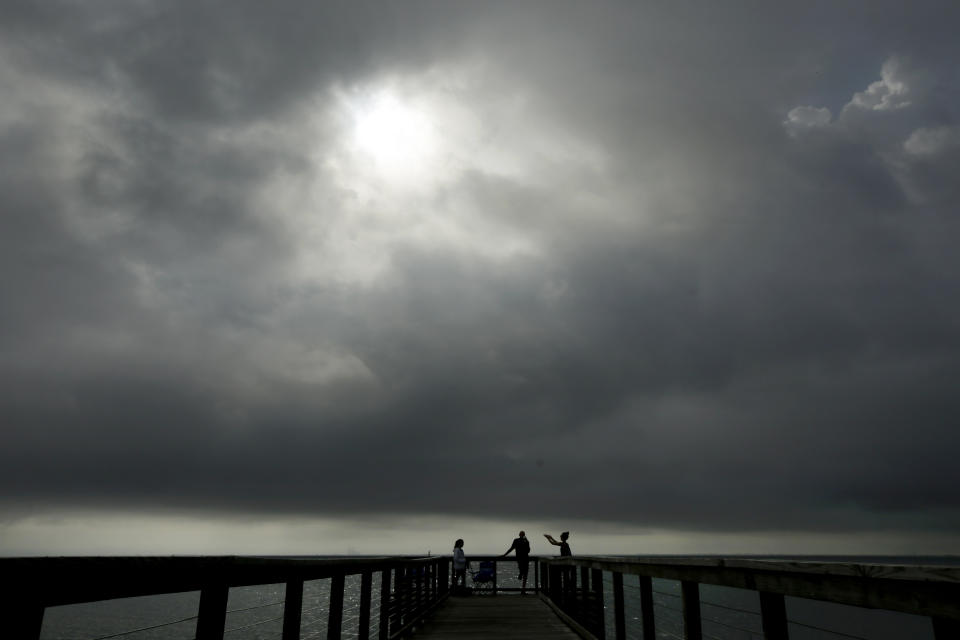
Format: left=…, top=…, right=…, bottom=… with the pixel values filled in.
left=537, top=556, right=960, bottom=640
left=7, top=555, right=959, bottom=639
left=1, top=556, right=449, bottom=640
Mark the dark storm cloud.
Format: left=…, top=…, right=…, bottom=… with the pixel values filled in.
left=3, top=1, right=960, bottom=540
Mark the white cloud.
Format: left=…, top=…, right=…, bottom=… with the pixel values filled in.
left=786, top=57, right=936, bottom=141
left=6, top=2, right=960, bottom=549
left=903, top=126, right=960, bottom=156
left=783, top=105, right=832, bottom=135
left=257, top=64, right=611, bottom=288
left=843, top=56, right=929, bottom=113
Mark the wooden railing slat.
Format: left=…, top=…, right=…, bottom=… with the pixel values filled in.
left=281, top=579, right=304, bottom=640
left=358, top=571, right=373, bottom=640
left=759, top=591, right=789, bottom=640
left=933, top=616, right=960, bottom=640
left=196, top=584, right=229, bottom=640
left=4, top=597, right=44, bottom=640
left=612, top=572, right=625, bottom=640
left=681, top=580, right=702, bottom=640
left=591, top=568, right=605, bottom=639
left=327, top=572, right=345, bottom=640
left=378, top=568, right=391, bottom=640
left=639, top=574, right=656, bottom=640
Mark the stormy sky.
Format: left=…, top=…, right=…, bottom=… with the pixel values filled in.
left=3, top=1, right=960, bottom=556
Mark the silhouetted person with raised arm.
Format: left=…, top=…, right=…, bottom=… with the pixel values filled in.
left=544, top=531, right=573, bottom=600
left=544, top=531, right=571, bottom=556
left=501, top=530, right=531, bottom=594
left=452, top=538, right=467, bottom=592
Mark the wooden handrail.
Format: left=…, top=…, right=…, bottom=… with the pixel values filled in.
left=5, top=555, right=957, bottom=640
left=537, top=556, right=960, bottom=640
left=0, top=555, right=447, bottom=640
left=0, top=556, right=434, bottom=607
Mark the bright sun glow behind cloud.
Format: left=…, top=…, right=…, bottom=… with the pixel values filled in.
left=268, top=68, right=609, bottom=287
left=324, top=70, right=606, bottom=197
left=351, top=91, right=439, bottom=182
left=325, top=81, right=464, bottom=196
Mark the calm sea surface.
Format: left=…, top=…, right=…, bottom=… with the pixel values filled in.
left=38, top=556, right=957, bottom=640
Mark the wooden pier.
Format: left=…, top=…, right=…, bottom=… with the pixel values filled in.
left=2, top=554, right=959, bottom=639
left=413, top=595, right=579, bottom=639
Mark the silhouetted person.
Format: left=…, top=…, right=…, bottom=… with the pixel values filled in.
left=452, top=538, right=467, bottom=592
left=544, top=531, right=573, bottom=599
left=501, top=530, right=531, bottom=594
left=544, top=531, right=571, bottom=556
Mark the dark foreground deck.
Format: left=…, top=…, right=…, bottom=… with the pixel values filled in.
left=412, top=595, right=580, bottom=639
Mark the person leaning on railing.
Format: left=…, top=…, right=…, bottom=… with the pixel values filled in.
left=502, top=530, right=531, bottom=594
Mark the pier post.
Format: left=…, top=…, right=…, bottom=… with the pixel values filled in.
left=612, top=572, right=626, bottom=640
left=378, top=568, right=391, bottom=640
left=759, top=591, right=789, bottom=640
left=424, top=561, right=430, bottom=608
left=281, top=579, right=304, bottom=640
left=5, top=597, right=44, bottom=640
left=413, top=564, right=421, bottom=616
left=392, top=566, right=405, bottom=634
left=579, top=566, right=590, bottom=622
left=550, top=564, right=561, bottom=604
left=681, top=581, right=702, bottom=640
left=427, top=561, right=434, bottom=604
left=196, top=584, right=229, bottom=640
left=391, top=567, right=401, bottom=634
left=933, top=617, right=960, bottom=640
left=416, top=563, right=423, bottom=615
left=358, top=571, right=372, bottom=640
left=327, top=572, right=345, bottom=640
left=592, top=568, right=605, bottom=639
left=639, top=575, right=655, bottom=640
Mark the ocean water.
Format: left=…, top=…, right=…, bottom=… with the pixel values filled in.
left=38, top=557, right=955, bottom=640
left=604, top=575, right=936, bottom=640
left=596, top=555, right=959, bottom=640
left=40, top=576, right=370, bottom=640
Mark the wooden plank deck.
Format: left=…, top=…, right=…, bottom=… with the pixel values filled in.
left=411, top=594, right=582, bottom=638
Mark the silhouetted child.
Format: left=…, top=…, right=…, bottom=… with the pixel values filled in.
left=452, top=538, right=467, bottom=591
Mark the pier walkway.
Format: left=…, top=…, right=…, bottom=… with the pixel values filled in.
left=412, top=595, right=580, bottom=639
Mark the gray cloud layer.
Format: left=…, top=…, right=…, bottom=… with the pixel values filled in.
left=3, top=1, right=960, bottom=539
